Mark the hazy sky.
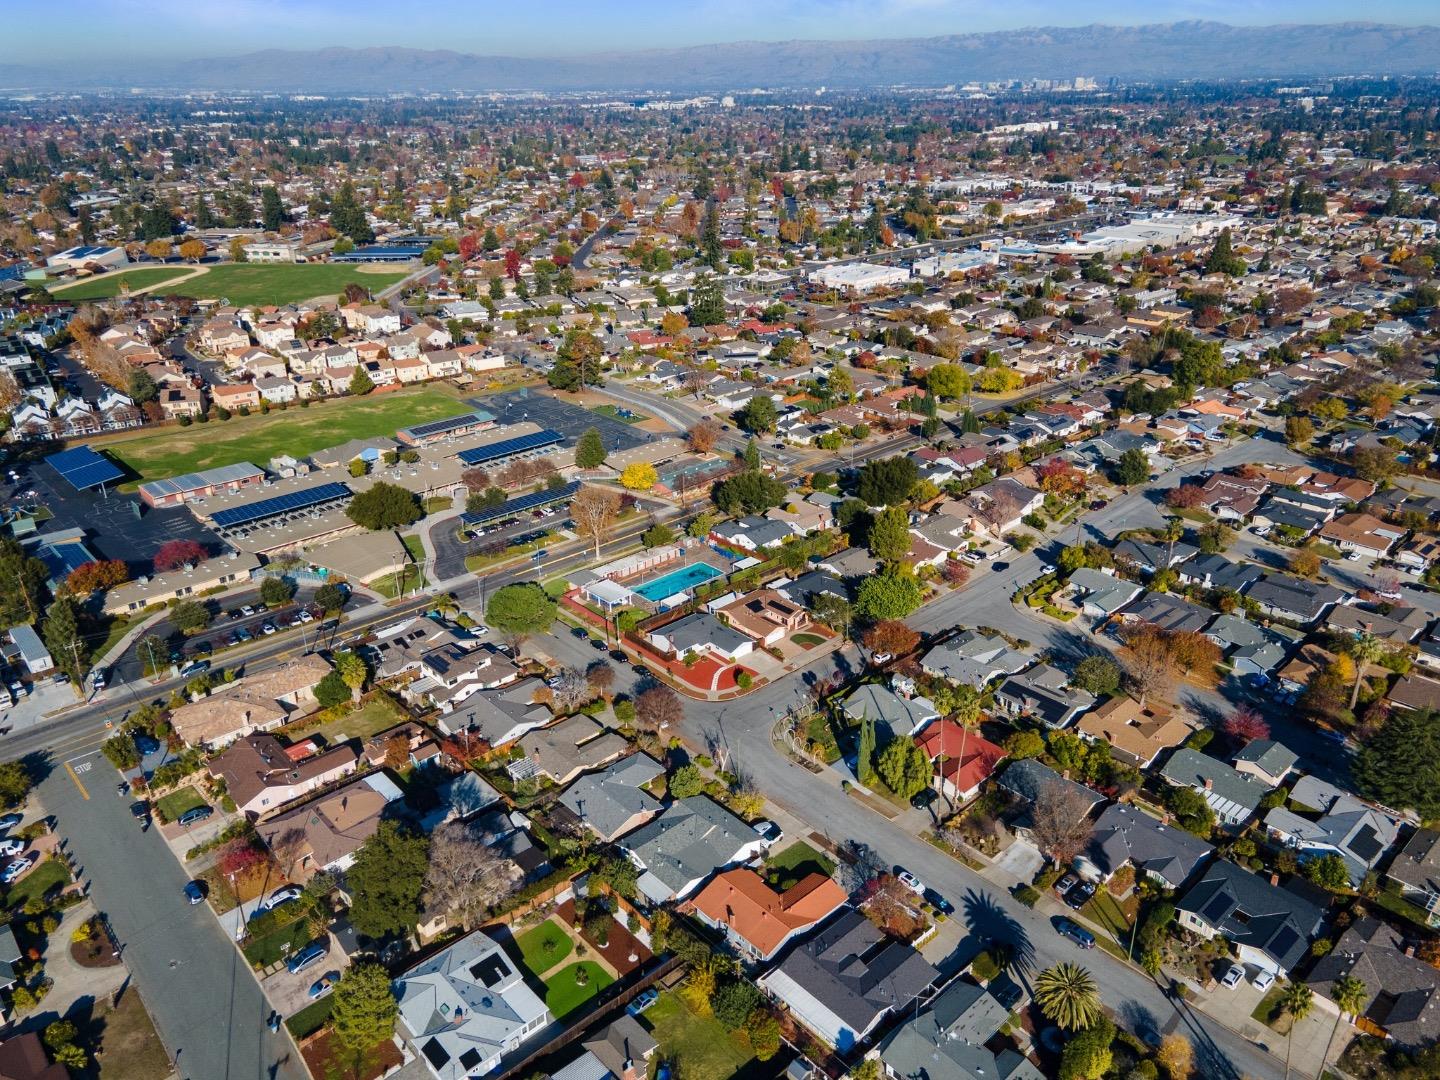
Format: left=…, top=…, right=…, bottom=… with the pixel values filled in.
left=4, top=0, right=1436, bottom=63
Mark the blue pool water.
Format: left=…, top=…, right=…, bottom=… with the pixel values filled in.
left=632, top=562, right=723, bottom=601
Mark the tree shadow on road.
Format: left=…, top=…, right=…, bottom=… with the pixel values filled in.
left=960, top=887, right=1035, bottom=981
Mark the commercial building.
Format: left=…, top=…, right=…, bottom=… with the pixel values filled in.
left=138, top=462, right=267, bottom=509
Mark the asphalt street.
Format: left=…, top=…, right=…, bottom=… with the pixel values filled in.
left=40, top=755, right=304, bottom=1080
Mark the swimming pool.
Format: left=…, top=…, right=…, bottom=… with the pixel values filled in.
left=632, top=562, right=724, bottom=601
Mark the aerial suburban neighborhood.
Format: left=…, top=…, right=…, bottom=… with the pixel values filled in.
left=1, top=5, right=1440, bottom=1080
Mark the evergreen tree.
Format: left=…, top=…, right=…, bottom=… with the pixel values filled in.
left=0, top=538, right=47, bottom=625
left=349, top=367, right=375, bottom=396
left=743, top=438, right=762, bottom=471
left=688, top=276, right=725, bottom=326
left=42, top=595, right=88, bottom=685
left=857, top=716, right=876, bottom=785
left=260, top=186, right=285, bottom=231
left=330, top=180, right=374, bottom=244
left=575, top=427, right=606, bottom=469
left=330, top=964, right=398, bottom=1054
left=960, top=409, right=981, bottom=434
left=702, top=199, right=724, bottom=270
left=78, top=207, right=95, bottom=245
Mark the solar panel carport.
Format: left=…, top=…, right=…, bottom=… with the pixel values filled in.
left=460, top=481, right=580, bottom=527
left=209, top=482, right=351, bottom=532
left=455, top=429, right=564, bottom=468
left=45, top=445, right=125, bottom=491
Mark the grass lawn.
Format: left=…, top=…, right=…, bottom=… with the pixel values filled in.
left=3, top=857, right=71, bottom=909
left=93, top=986, right=173, bottom=1080
left=286, top=995, right=335, bottom=1037
left=371, top=565, right=425, bottom=600
left=282, top=695, right=407, bottom=747
left=90, top=613, right=133, bottom=663
left=464, top=530, right=557, bottom=572
left=50, top=266, right=194, bottom=299
left=765, top=840, right=836, bottom=891
left=103, top=386, right=463, bottom=483
left=242, top=916, right=316, bottom=970
left=516, top=918, right=574, bottom=976
left=543, top=961, right=614, bottom=1019
left=169, top=263, right=408, bottom=307
left=792, top=632, right=826, bottom=647
left=424, top=495, right=452, bottom=513
left=642, top=992, right=756, bottom=1080
left=152, top=787, right=207, bottom=824
left=1082, top=889, right=1137, bottom=949
left=1253, top=984, right=1293, bottom=1033
left=591, top=403, right=648, bottom=424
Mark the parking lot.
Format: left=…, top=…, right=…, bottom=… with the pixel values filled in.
left=12, top=459, right=220, bottom=571
left=474, top=388, right=652, bottom=455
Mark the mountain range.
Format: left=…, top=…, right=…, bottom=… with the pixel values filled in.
left=3, top=22, right=1439, bottom=93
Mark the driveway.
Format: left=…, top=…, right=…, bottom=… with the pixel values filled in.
left=261, top=932, right=348, bottom=1018
left=991, top=840, right=1044, bottom=887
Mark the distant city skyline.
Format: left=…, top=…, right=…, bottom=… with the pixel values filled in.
left=2, top=0, right=1437, bottom=65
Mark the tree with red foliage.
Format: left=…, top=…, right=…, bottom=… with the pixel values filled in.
left=457, top=233, right=479, bottom=262
left=217, top=838, right=267, bottom=878
left=568, top=172, right=587, bottom=190
left=861, top=620, right=920, bottom=659
left=943, top=559, right=972, bottom=588
left=1037, top=459, right=1087, bottom=499
left=66, top=559, right=129, bottom=595
left=1166, top=484, right=1206, bottom=510
left=503, top=249, right=521, bottom=281
left=1224, top=707, right=1269, bottom=744
left=153, top=539, right=208, bottom=574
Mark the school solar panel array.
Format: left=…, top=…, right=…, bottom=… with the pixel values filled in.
left=399, top=413, right=485, bottom=441
left=210, top=482, right=351, bottom=529
left=456, top=429, right=564, bottom=467
left=460, top=481, right=580, bottom=526
left=45, top=445, right=125, bottom=490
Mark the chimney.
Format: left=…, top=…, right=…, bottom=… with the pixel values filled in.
left=1405, top=943, right=1417, bottom=957
left=1270, top=873, right=1281, bottom=886
left=1203, top=778, right=1213, bottom=790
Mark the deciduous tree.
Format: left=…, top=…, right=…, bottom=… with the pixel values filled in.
left=635, top=685, right=683, bottom=732
left=423, top=821, right=522, bottom=931
left=1030, top=781, right=1096, bottom=865
left=571, top=486, right=623, bottom=558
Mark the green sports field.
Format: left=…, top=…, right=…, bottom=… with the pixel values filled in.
left=54, top=263, right=409, bottom=307
left=51, top=267, right=194, bottom=299
left=104, top=386, right=464, bottom=483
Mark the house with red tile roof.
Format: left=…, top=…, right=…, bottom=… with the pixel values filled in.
left=689, top=868, right=848, bottom=962
left=914, top=721, right=1007, bottom=803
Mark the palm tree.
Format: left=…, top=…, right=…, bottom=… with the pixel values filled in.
left=1320, top=975, right=1367, bottom=1075
left=1034, top=963, right=1102, bottom=1031
left=1348, top=631, right=1384, bottom=711
left=1161, top=516, right=1185, bottom=566
left=1280, top=982, right=1314, bottom=1080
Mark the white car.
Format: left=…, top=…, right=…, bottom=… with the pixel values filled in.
left=1345, top=550, right=1363, bottom=562
left=1, top=855, right=35, bottom=884
left=1221, top=963, right=1246, bottom=989
left=1252, top=525, right=1271, bottom=538
left=752, top=820, right=782, bottom=847
left=261, top=885, right=303, bottom=911
left=0, top=839, right=24, bottom=858
left=1252, top=969, right=1276, bottom=992
left=896, top=869, right=925, bottom=896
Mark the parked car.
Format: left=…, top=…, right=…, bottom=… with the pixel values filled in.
left=308, top=973, right=338, bottom=999
left=0, top=839, right=24, bottom=858
left=240, top=605, right=255, bottom=617
left=1064, top=881, right=1097, bottom=911
left=1252, top=969, right=1276, bottom=992
left=910, top=788, right=937, bottom=811
left=895, top=869, right=925, bottom=895
left=286, top=941, right=327, bottom=975
left=177, top=805, right=214, bottom=827
left=1, top=855, right=35, bottom=884
left=1221, top=964, right=1246, bottom=989
left=752, top=820, right=782, bottom=847
left=626, top=989, right=659, bottom=1017
left=0, top=814, right=23, bottom=833
left=177, top=660, right=210, bottom=679
left=261, top=623, right=277, bottom=636
left=90, top=667, right=108, bottom=690
left=262, top=885, right=303, bottom=912
left=183, top=880, right=206, bottom=905
left=1055, top=918, right=1095, bottom=949
left=923, top=888, right=954, bottom=915
left=1055, top=872, right=1079, bottom=897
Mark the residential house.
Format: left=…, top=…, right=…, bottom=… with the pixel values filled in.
left=1304, top=917, right=1440, bottom=1050
left=1118, top=591, right=1214, bottom=635
left=1327, top=602, right=1428, bottom=644
left=645, top=612, right=753, bottom=664
left=440, top=678, right=552, bottom=747
left=839, top=682, right=939, bottom=737
left=255, top=772, right=404, bottom=878
left=711, top=516, right=795, bottom=553
left=919, top=630, right=1032, bottom=687
left=993, top=664, right=1095, bottom=730
left=1077, top=804, right=1214, bottom=891
left=1246, top=574, right=1345, bottom=626
left=550, top=1018, right=658, bottom=1080
left=758, top=907, right=939, bottom=1052
left=555, top=754, right=663, bottom=841
left=953, top=478, right=1044, bottom=539
left=718, top=589, right=810, bottom=646
left=1319, top=512, right=1406, bottom=561
left=1159, top=748, right=1272, bottom=829
left=1175, top=554, right=1264, bottom=594
left=169, top=654, right=332, bottom=748
left=689, top=869, right=848, bottom=963
left=1387, top=673, right=1440, bottom=714
left=1176, top=860, right=1326, bottom=975
left=877, top=979, right=1046, bottom=1080
left=396, top=930, right=551, bottom=1080
left=1387, top=829, right=1440, bottom=923
left=1075, top=696, right=1190, bottom=770
left=0, top=1032, right=68, bottom=1080
left=997, top=760, right=1105, bottom=849
left=1232, top=740, right=1300, bottom=789
left=1065, top=568, right=1143, bottom=618
left=512, top=716, right=627, bottom=786
left=208, top=734, right=359, bottom=819
left=620, top=796, right=768, bottom=904
left=913, top=721, right=1007, bottom=804
left=1113, top=538, right=1199, bottom=575
left=1264, top=794, right=1401, bottom=886
left=1204, top=614, right=1293, bottom=677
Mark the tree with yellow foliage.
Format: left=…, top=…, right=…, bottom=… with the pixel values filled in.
left=620, top=463, right=658, bottom=491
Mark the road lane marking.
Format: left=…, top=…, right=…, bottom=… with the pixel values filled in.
left=64, top=760, right=90, bottom=799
